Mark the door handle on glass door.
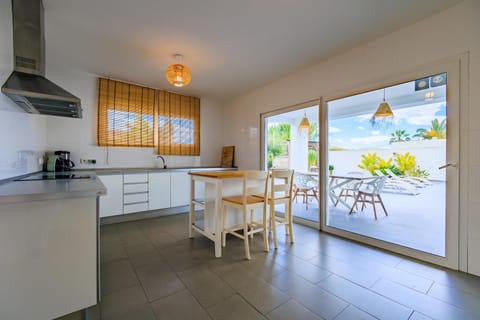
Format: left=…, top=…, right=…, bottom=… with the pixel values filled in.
left=438, top=162, right=457, bottom=170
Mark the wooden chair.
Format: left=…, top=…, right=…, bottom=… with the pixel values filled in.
left=349, top=176, right=388, bottom=220
left=254, top=169, right=295, bottom=249
left=221, top=170, right=269, bottom=260
left=292, top=172, right=318, bottom=210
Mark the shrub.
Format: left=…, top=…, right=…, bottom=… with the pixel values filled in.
left=308, top=149, right=317, bottom=169
left=357, top=151, right=427, bottom=177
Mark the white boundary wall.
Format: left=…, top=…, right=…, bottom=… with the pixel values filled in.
left=329, top=140, right=446, bottom=181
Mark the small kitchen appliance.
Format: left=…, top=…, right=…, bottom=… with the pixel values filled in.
left=54, top=150, right=75, bottom=171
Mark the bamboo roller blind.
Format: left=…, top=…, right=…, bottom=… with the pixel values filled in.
left=158, top=90, right=200, bottom=156
left=97, top=78, right=155, bottom=147
left=97, top=78, right=200, bottom=155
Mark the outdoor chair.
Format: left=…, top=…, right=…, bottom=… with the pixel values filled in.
left=384, top=168, right=431, bottom=188
left=374, top=170, right=419, bottom=195
left=293, top=172, right=318, bottom=210
left=333, top=171, right=367, bottom=210
left=350, top=176, right=388, bottom=220
left=221, top=170, right=269, bottom=260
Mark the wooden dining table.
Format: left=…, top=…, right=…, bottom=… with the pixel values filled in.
left=329, top=173, right=376, bottom=211
left=188, top=170, right=245, bottom=257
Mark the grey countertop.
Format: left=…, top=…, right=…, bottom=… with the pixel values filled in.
left=0, top=167, right=236, bottom=204
left=0, top=176, right=107, bottom=205
left=90, top=166, right=237, bottom=175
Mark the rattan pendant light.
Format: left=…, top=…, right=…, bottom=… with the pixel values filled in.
left=165, top=54, right=192, bottom=87
left=298, top=112, right=310, bottom=130
left=371, top=88, right=393, bottom=126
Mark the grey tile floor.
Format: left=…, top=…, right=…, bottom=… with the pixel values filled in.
left=58, top=213, right=480, bottom=320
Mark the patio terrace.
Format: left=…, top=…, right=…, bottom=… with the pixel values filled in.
left=291, top=181, right=445, bottom=256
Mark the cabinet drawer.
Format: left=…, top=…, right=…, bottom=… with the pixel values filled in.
left=124, top=193, right=148, bottom=204
left=124, top=183, right=148, bottom=193
left=124, top=202, right=149, bottom=214
left=123, top=173, right=148, bottom=183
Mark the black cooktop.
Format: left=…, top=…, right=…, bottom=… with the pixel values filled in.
left=15, top=172, right=92, bottom=181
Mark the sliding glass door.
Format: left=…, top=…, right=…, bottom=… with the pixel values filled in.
left=321, top=60, right=461, bottom=268
left=261, top=102, right=320, bottom=224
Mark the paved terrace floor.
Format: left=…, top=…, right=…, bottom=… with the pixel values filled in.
left=291, top=182, right=445, bottom=256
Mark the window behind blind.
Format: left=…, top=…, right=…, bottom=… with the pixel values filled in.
left=97, top=78, right=155, bottom=147
left=157, top=90, right=200, bottom=156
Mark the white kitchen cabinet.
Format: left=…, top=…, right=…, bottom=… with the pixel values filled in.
left=98, top=174, right=123, bottom=217
left=123, top=173, right=148, bottom=183
left=123, top=173, right=149, bottom=214
left=148, top=172, right=171, bottom=210
left=124, top=202, right=149, bottom=214
left=170, top=172, right=191, bottom=207
left=0, top=197, right=97, bottom=319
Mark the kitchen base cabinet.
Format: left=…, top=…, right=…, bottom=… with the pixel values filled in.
left=98, top=170, right=227, bottom=221
left=148, top=172, right=171, bottom=210
left=0, top=197, right=97, bottom=320
left=98, top=174, right=123, bottom=217
left=170, top=172, right=191, bottom=207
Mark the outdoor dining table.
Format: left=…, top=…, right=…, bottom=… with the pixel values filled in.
left=329, top=173, right=376, bottom=211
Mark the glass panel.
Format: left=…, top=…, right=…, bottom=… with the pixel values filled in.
left=264, top=105, right=319, bottom=222
left=326, top=74, right=447, bottom=256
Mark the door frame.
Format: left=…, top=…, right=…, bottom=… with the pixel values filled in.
left=260, top=99, right=320, bottom=228
left=319, top=54, right=469, bottom=270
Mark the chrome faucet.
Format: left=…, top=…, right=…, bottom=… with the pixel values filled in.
left=156, top=155, right=167, bottom=169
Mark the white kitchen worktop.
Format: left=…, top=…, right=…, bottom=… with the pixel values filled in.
left=0, top=167, right=236, bottom=205
left=90, top=166, right=236, bottom=175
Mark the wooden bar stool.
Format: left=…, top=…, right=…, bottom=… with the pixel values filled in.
left=255, top=169, right=295, bottom=249
left=221, top=170, right=269, bottom=260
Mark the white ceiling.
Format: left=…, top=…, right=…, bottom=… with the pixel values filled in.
left=43, top=0, right=462, bottom=101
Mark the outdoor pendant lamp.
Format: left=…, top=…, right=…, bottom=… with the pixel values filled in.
left=371, top=88, right=393, bottom=126
left=298, top=112, right=310, bottom=130
left=165, top=54, right=192, bottom=87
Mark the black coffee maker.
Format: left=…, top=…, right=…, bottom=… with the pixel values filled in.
left=54, top=150, right=75, bottom=171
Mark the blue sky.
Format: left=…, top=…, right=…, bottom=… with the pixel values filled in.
left=328, top=102, right=446, bottom=150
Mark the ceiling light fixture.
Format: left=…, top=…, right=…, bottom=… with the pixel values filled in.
left=165, top=54, right=192, bottom=87
left=298, top=112, right=310, bottom=130
left=371, top=88, right=393, bottom=127
left=424, top=91, right=435, bottom=101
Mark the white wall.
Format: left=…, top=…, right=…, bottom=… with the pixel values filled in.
left=222, top=0, right=480, bottom=275
left=1, top=0, right=224, bottom=177
left=45, top=65, right=225, bottom=169
left=0, top=0, right=46, bottom=180
left=330, top=140, right=446, bottom=181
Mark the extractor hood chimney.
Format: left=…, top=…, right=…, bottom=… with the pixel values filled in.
left=1, top=0, right=82, bottom=118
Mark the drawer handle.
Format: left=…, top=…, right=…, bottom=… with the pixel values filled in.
left=124, top=191, right=148, bottom=195
left=123, top=201, right=149, bottom=206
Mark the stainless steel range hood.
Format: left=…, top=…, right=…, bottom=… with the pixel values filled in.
left=1, top=0, right=82, bottom=118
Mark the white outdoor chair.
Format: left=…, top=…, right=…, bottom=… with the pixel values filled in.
left=293, top=172, right=318, bottom=210
left=350, top=176, right=388, bottom=220
left=374, top=170, right=419, bottom=195
left=333, top=171, right=367, bottom=210
left=384, top=168, right=431, bottom=188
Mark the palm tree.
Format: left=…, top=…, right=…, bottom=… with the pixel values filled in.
left=308, top=122, right=318, bottom=141
left=389, top=130, right=411, bottom=144
left=414, top=118, right=446, bottom=140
